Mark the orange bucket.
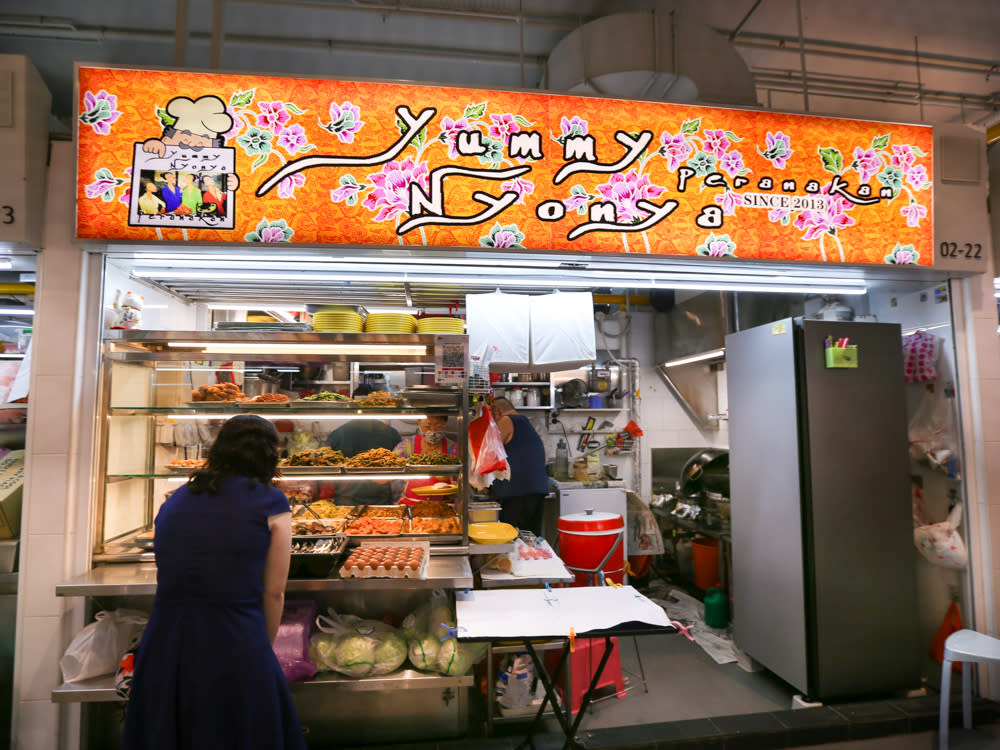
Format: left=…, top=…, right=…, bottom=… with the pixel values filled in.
left=691, top=536, right=720, bottom=590
left=558, top=511, right=625, bottom=587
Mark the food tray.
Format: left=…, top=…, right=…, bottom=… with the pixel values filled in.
left=408, top=516, right=462, bottom=534
left=292, top=502, right=358, bottom=520
left=407, top=501, right=457, bottom=518
left=165, top=461, right=206, bottom=473
left=360, top=505, right=409, bottom=519
left=405, top=464, right=461, bottom=473
left=237, top=399, right=292, bottom=408
left=185, top=400, right=244, bottom=406
left=292, top=518, right=346, bottom=536
left=343, top=465, right=407, bottom=473
left=344, top=517, right=406, bottom=537
left=135, top=531, right=155, bottom=551
left=339, top=540, right=430, bottom=579
left=291, top=399, right=357, bottom=408
left=279, top=464, right=344, bottom=473
left=291, top=535, right=348, bottom=556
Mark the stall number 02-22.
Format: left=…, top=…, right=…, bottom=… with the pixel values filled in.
left=940, top=242, right=982, bottom=260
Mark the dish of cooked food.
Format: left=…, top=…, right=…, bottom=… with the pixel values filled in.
left=246, top=392, right=291, bottom=403
left=166, top=458, right=207, bottom=469
left=281, top=447, right=347, bottom=466
left=345, top=517, right=404, bottom=535
left=408, top=500, right=456, bottom=518
left=292, top=519, right=344, bottom=535
left=296, top=500, right=354, bottom=519
left=360, top=505, right=407, bottom=518
left=355, top=391, right=399, bottom=408
left=404, top=450, right=455, bottom=466
left=344, top=447, right=406, bottom=469
left=409, top=517, right=461, bottom=534
left=299, top=391, right=352, bottom=402
left=191, top=383, right=246, bottom=401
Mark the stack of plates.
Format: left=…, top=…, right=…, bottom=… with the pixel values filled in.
left=364, top=313, right=417, bottom=333
left=416, top=316, right=465, bottom=334
left=313, top=310, right=363, bottom=332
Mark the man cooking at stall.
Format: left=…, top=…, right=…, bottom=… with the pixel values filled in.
left=393, top=415, right=458, bottom=506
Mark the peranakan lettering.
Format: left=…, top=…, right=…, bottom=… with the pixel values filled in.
left=567, top=198, right=678, bottom=240
left=400, top=164, right=530, bottom=234
left=828, top=174, right=879, bottom=205
left=554, top=131, right=653, bottom=185
left=457, top=130, right=488, bottom=156
left=509, top=132, right=543, bottom=160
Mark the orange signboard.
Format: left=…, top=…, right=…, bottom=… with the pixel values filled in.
left=76, top=65, right=933, bottom=266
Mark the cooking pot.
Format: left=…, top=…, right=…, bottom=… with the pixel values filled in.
left=678, top=448, right=729, bottom=496
left=244, top=370, right=281, bottom=397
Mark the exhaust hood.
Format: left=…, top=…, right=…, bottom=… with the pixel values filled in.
left=654, top=292, right=803, bottom=431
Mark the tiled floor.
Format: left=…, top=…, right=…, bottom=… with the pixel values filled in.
left=328, top=612, right=1000, bottom=750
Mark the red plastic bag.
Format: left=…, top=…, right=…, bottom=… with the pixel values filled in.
left=468, top=404, right=508, bottom=475
left=930, top=601, right=963, bottom=672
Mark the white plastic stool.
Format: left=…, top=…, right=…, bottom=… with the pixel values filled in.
left=939, top=629, right=1000, bottom=749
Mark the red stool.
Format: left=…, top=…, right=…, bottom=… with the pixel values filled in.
left=546, top=637, right=626, bottom=714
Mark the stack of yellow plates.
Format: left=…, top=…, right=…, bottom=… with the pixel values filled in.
left=313, top=310, right=363, bottom=332
left=416, top=316, right=465, bottom=334
left=468, top=522, right=519, bottom=544
left=364, top=313, right=418, bottom=333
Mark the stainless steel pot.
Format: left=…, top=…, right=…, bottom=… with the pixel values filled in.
left=244, top=373, right=280, bottom=397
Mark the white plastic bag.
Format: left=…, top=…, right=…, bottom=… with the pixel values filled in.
left=914, top=504, right=968, bottom=570
left=528, top=292, right=596, bottom=369
left=59, top=609, right=148, bottom=683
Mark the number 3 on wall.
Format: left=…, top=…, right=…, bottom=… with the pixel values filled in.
left=0, top=206, right=12, bottom=225
left=939, top=242, right=982, bottom=259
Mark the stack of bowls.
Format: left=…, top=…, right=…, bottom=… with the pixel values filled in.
left=313, top=305, right=363, bottom=332
left=416, top=316, right=465, bottom=334
left=364, top=313, right=418, bottom=333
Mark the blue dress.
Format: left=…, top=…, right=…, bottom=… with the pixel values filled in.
left=122, top=476, right=306, bottom=750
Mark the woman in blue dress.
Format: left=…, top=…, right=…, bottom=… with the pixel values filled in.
left=122, top=414, right=306, bottom=749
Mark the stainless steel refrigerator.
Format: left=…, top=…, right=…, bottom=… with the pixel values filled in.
left=726, top=318, right=919, bottom=702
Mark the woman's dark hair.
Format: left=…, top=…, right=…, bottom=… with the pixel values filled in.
left=189, top=414, right=280, bottom=494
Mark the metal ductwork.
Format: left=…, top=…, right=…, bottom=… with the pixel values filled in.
left=545, top=8, right=757, bottom=105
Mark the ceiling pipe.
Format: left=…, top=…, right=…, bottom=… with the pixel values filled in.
left=728, top=0, right=764, bottom=42
left=210, top=0, right=226, bottom=69
left=174, top=0, right=188, bottom=67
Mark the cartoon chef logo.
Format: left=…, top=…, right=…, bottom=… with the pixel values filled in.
left=128, top=94, right=238, bottom=230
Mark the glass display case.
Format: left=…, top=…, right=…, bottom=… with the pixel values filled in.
left=95, top=330, right=471, bottom=561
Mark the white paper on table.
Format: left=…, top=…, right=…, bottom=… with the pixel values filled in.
left=455, top=586, right=670, bottom=640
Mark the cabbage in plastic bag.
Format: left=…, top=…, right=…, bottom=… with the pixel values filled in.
left=309, top=632, right=338, bottom=673
left=334, top=634, right=377, bottom=678
left=372, top=631, right=408, bottom=676
left=436, top=638, right=487, bottom=676
left=408, top=634, right=440, bottom=672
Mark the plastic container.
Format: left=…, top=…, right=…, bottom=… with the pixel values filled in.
left=557, top=510, right=625, bottom=587
left=554, top=439, right=569, bottom=480
left=17, top=329, right=31, bottom=353
left=588, top=394, right=603, bottom=408
left=704, top=586, right=729, bottom=628
left=691, top=536, right=720, bottom=590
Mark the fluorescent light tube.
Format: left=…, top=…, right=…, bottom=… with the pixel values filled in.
left=0, top=307, right=33, bottom=316
left=661, top=349, right=726, bottom=368
left=166, top=412, right=427, bottom=421
left=167, top=473, right=434, bottom=482
left=207, top=303, right=308, bottom=311
left=167, top=342, right=427, bottom=356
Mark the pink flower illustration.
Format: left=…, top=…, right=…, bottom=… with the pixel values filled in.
left=323, top=101, right=364, bottom=144
left=889, top=144, right=917, bottom=171
left=713, top=191, right=744, bottom=216
left=500, top=177, right=535, bottom=205
left=79, top=90, right=122, bottom=136
left=85, top=168, right=125, bottom=200
left=659, top=132, right=694, bottom=170
left=560, top=116, right=588, bottom=138
left=703, top=129, right=731, bottom=159
left=330, top=181, right=362, bottom=203
left=256, top=101, right=291, bottom=135
left=851, top=147, right=882, bottom=183
left=119, top=168, right=133, bottom=206
left=905, top=164, right=929, bottom=190
left=487, top=113, right=520, bottom=145
left=758, top=131, right=793, bottom=169
left=362, top=157, right=430, bottom=222
left=595, top=170, right=667, bottom=224
left=222, top=107, right=243, bottom=141
left=439, top=116, right=471, bottom=158
left=793, top=186, right=855, bottom=240
left=768, top=207, right=791, bottom=223
left=718, top=151, right=746, bottom=179
left=277, top=173, right=306, bottom=199
left=276, top=123, right=308, bottom=154
left=900, top=201, right=928, bottom=227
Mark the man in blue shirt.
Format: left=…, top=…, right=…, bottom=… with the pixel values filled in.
left=491, top=397, right=550, bottom=535
left=160, top=171, right=184, bottom=213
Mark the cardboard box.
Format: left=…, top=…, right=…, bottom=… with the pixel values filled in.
left=0, top=450, right=25, bottom=539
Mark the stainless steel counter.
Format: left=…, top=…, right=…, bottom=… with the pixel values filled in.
left=551, top=480, right=628, bottom=490
left=56, top=556, right=474, bottom=597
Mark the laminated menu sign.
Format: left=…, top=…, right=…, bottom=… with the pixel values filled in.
left=76, top=65, right=933, bottom=266
left=435, top=335, right=467, bottom=385
left=0, top=450, right=25, bottom=539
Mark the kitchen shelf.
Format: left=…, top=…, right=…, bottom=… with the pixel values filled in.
left=52, top=667, right=474, bottom=703
left=0, top=403, right=26, bottom=410
left=109, top=405, right=455, bottom=414
left=494, top=382, right=549, bottom=387
left=51, top=675, right=120, bottom=703
left=56, top=556, right=473, bottom=596
left=479, top=567, right=574, bottom=588
left=291, top=669, right=473, bottom=693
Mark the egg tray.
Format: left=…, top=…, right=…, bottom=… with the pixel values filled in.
left=338, top=540, right=430, bottom=579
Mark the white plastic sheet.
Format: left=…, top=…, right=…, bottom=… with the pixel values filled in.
left=466, top=292, right=530, bottom=369
left=528, top=292, right=596, bottom=370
